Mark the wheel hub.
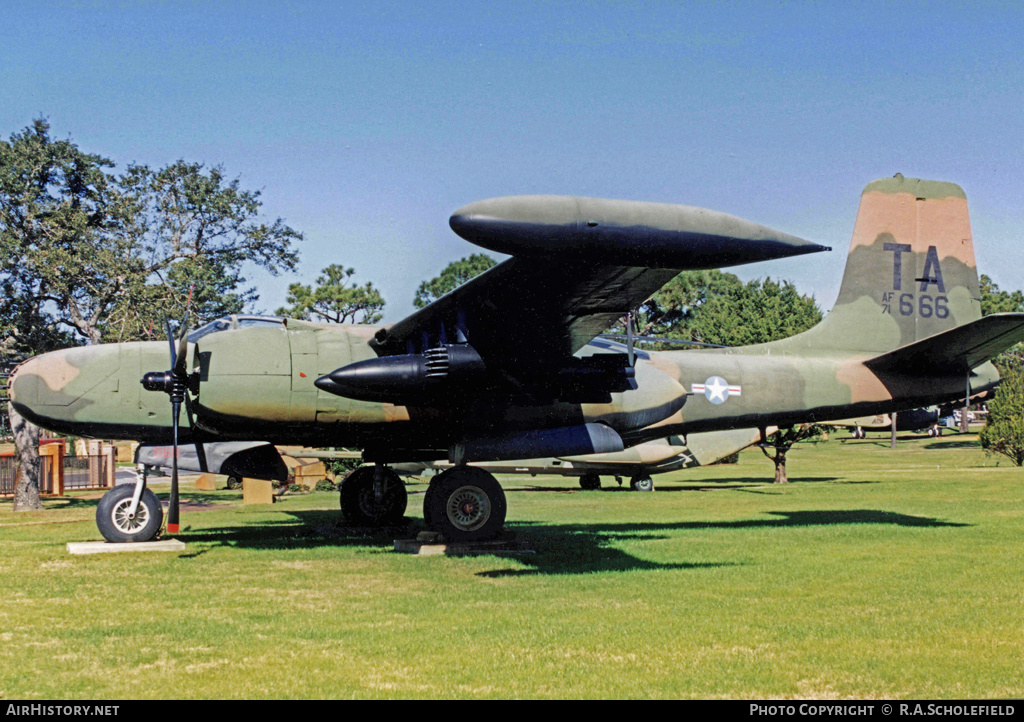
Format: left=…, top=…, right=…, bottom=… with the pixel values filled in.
left=112, top=498, right=149, bottom=534
left=446, top=485, right=491, bottom=531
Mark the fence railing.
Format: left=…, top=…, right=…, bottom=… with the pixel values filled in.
left=0, top=439, right=116, bottom=497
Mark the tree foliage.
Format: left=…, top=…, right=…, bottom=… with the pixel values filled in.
left=277, top=264, right=385, bottom=324
left=637, top=270, right=822, bottom=346
left=413, top=254, right=496, bottom=309
left=0, top=119, right=302, bottom=347
left=980, top=274, right=1024, bottom=316
left=980, top=360, right=1024, bottom=466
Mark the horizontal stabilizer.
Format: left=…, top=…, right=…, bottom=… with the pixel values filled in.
left=865, top=313, right=1024, bottom=375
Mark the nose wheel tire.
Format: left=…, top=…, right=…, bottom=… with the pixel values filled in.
left=630, top=475, right=654, bottom=492
left=339, top=466, right=408, bottom=525
left=579, top=473, right=601, bottom=490
left=96, top=484, right=164, bottom=543
left=424, top=466, right=507, bottom=542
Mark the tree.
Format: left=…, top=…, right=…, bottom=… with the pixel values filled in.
left=1, top=121, right=302, bottom=346
left=1, top=119, right=303, bottom=509
left=980, top=274, right=1024, bottom=316
left=99, top=160, right=301, bottom=341
left=759, top=424, right=824, bottom=483
left=413, top=254, right=496, bottom=309
left=636, top=270, right=822, bottom=346
left=980, top=361, right=1024, bottom=466
left=277, top=264, right=385, bottom=324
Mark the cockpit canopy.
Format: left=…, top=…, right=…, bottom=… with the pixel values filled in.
left=187, top=315, right=284, bottom=342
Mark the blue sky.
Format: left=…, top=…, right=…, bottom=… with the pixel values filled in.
left=3, top=1, right=1022, bottom=322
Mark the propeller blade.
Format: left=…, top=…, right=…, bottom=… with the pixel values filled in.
left=165, top=317, right=177, bottom=369
left=168, top=398, right=181, bottom=534
left=173, top=312, right=191, bottom=378
left=144, top=309, right=195, bottom=537
left=183, top=393, right=209, bottom=473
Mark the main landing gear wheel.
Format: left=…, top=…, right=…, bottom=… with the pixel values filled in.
left=424, top=466, right=507, bottom=542
left=579, top=473, right=601, bottom=490
left=96, top=484, right=164, bottom=543
left=630, top=475, right=654, bottom=492
left=339, top=466, right=408, bottom=525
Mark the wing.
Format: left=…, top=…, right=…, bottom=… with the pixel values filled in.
left=371, top=257, right=678, bottom=367
left=322, top=194, right=827, bottom=403
left=372, top=195, right=826, bottom=367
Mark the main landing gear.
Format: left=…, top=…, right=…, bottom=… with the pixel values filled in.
left=423, top=466, right=507, bottom=542
left=340, top=463, right=508, bottom=542
left=629, top=474, right=654, bottom=492
left=339, top=464, right=508, bottom=542
left=338, top=465, right=408, bottom=526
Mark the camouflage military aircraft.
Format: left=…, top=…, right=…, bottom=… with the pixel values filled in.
left=11, top=176, right=1024, bottom=545
left=826, top=408, right=942, bottom=438
left=401, top=426, right=767, bottom=491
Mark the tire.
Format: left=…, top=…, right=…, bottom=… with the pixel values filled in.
left=339, top=466, right=408, bottom=525
left=226, top=476, right=242, bottom=490
left=630, top=475, right=654, bottom=492
left=579, top=473, right=601, bottom=490
left=96, top=484, right=164, bottom=543
left=424, top=466, right=507, bottom=542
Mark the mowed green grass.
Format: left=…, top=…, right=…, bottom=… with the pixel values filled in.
left=1, top=434, right=1022, bottom=699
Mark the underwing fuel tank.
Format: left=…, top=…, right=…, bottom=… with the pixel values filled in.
left=449, top=195, right=830, bottom=269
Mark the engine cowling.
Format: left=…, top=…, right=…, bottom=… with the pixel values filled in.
left=315, top=344, right=487, bottom=404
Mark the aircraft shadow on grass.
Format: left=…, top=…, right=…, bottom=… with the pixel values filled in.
left=163, top=507, right=969, bottom=575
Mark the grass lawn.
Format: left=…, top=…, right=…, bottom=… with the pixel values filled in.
left=1, top=433, right=1022, bottom=699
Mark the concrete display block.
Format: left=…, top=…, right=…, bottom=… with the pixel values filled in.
left=394, top=533, right=535, bottom=557
left=67, top=539, right=186, bottom=555
left=194, top=473, right=219, bottom=490
left=242, top=478, right=274, bottom=504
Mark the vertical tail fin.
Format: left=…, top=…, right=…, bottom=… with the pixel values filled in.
left=804, top=175, right=981, bottom=353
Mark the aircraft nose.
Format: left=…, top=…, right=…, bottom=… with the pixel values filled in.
left=8, top=346, right=121, bottom=431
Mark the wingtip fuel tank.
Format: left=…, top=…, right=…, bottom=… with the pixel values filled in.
left=449, top=195, right=830, bottom=269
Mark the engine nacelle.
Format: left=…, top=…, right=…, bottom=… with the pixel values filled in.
left=316, top=344, right=487, bottom=403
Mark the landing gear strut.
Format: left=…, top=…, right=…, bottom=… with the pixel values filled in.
left=423, top=466, right=507, bottom=542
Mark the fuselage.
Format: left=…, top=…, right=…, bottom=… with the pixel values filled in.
left=9, top=317, right=996, bottom=462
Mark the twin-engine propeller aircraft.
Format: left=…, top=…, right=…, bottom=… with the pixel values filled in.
left=11, top=176, right=1024, bottom=544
